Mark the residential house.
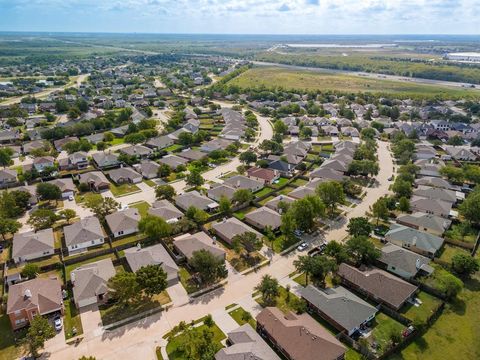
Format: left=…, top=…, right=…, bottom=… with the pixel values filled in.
left=119, top=145, right=153, bottom=159
left=301, top=285, right=377, bottom=336
left=200, top=138, right=234, bottom=153
left=173, top=231, right=226, bottom=260
left=0, top=129, right=20, bottom=144
left=246, top=167, right=280, bottom=185
left=7, top=278, right=63, bottom=329
left=108, top=167, right=142, bottom=184
left=264, top=195, right=295, bottom=213
left=64, top=216, right=105, bottom=255
left=157, top=154, right=189, bottom=170
left=413, top=186, right=458, bottom=204
left=58, top=151, right=89, bottom=171
left=92, top=152, right=120, bottom=169
left=384, top=224, right=445, bottom=258
left=268, top=160, right=295, bottom=177
left=379, top=243, right=434, bottom=279
left=12, top=228, right=55, bottom=263
left=78, top=171, right=110, bottom=192
left=338, top=263, right=418, bottom=310
left=133, top=160, right=160, bottom=179
left=0, top=168, right=17, bottom=187
left=148, top=200, right=184, bottom=223
left=105, top=208, right=140, bottom=238
left=444, top=146, right=477, bottom=161
left=175, top=190, right=218, bottom=212
left=48, top=178, right=76, bottom=199
left=22, top=140, right=49, bottom=154
left=410, top=195, right=453, bottom=218
left=212, top=217, right=262, bottom=245
left=177, top=149, right=207, bottom=162
left=207, top=184, right=236, bottom=202
left=223, top=175, right=264, bottom=192
left=396, top=212, right=451, bottom=236
left=33, top=156, right=55, bottom=172
left=310, top=167, right=345, bottom=182
left=414, top=176, right=455, bottom=190
left=145, top=135, right=174, bottom=150
left=256, top=307, right=346, bottom=360
left=244, top=206, right=282, bottom=231
left=71, top=258, right=116, bottom=308
left=54, top=136, right=79, bottom=151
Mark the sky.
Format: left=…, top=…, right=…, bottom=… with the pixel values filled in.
left=0, top=0, right=479, bottom=34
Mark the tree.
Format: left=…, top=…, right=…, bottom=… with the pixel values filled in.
left=239, top=150, right=257, bottom=165
left=26, top=315, right=55, bottom=357
left=157, top=163, right=172, bottom=178
left=447, top=135, right=464, bottom=146
left=189, top=249, right=227, bottom=285
left=0, top=191, right=25, bottom=218
left=232, top=189, right=253, bottom=205
left=139, top=215, right=171, bottom=239
left=136, top=264, right=168, bottom=297
left=186, top=169, right=204, bottom=187
left=255, top=275, right=279, bottom=306
left=437, top=271, right=463, bottom=299
left=36, top=183, right=62, bottom=205
left=316, top=181, right=345, bottom=217
left=85, top=196, right=119, bottom=224
left=392, top=179, right=412, bottom=198
left=459, top=191, right=480, bottom=226
left=0, top=147, right=13, bottom=168
left=347, top=217, right=373, bottom=237
left=155, top=184, right=176, bottom=200
left=108, top=272, right=140, bottom=305
left=346, top=236, right=380, bottom=265
left=185, top=206, right=208, bottom=224
left=440, top=165, right=464, bottom=184
left=293, top=256, right=316, bottom=286
left=218, top=196, right=232, bottom=216
left=451, top=254, right=479, bottom=277
left=21, top=263, right=40, bottom=279
left=289, top=196, right=325, bottom=232
left=280, top=209, right=296, bottom=240
left=398, top=197, right=410, bottom=212
left=0, top=218, right=21, bottom=240
left=324, top=241, right=349, bottom=264
left=371, top=197, right=389, bottom=225
left=309, top=255, right=337, bottom=287
left=103, top=132, right=115, bottom=142
left=27, top=209, right=57, bottom=231
left=232, top=231, right=262, bottom=258
left=58, top=209, right=77, bottom=224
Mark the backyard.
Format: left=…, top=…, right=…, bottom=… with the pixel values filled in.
left=0, top=313, right=27, bottom=360
left=400, top=291, right=443, bottom=324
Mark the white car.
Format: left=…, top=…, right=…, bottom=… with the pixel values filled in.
left=54, top=317, right=62, bottom=331
left=297, top=242, right=308, bottom=251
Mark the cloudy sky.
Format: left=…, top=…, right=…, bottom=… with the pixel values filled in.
left=0, top=0, right=478, bottom=34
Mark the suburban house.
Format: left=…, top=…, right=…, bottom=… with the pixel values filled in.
left=396, top=212, right=452, bottom=236
left=310, top=167, right=345, bottom=182
left=200, top=138, right=233, bottom=153
left=212, top=217, right=262, bottom=245
left=265, top=194, right=295, bottom=213
left=244, top=206, right=282, bottom=231
left=7, top=277, right=63, bottom=329
left=58, top=151, right=89, bottom=170
left=215, top=324, right=281, bottom=360
left=125, top=243, right=179, bottom=286
left=178, top=149, right=207, bottom=162
left=64, top=216, right=105, bottom=254
left=148, top=200, right=184, bottom=223
left=384, top=224, right=445, bottom=258
left=48, top=178, right=77, bottom=199
left=379, top=243, right=434, bottom=279
left=409, top=196, right=453, bottom=218
left=413, top=186, right=459, bottom=204
left=338, top=263, right=418, bottom=310
left=108, top=167, right=142, bottom=184
left=145, top=135, right=174, bottom=150
left=92, top=152, right=120, bottom=169
left=53, top=136, right=79, bottom=151
left=415, top=176, right=455, bottom=190
left=175, top=190, right=218, bottom=212
left=173, top=231, right=226, bottom=260
left=71, top=258, right=116, bottom=308
left=301, top=285, right=378, bottom=336
left=256, top=307, right=346, bottom=360
left=223, top=175, right=264, bottom=192
left=157, top=154, right=189, bottom=170
left=78, top=171, right=110, bottom=192
left=133, top=160, right=160, bottom=179
left=105, top=208, right=141, bottom=238
left=207, top=184, right=236, bottom=202
left=246, top=167, right=280, bottom=185
left=33, top=156, right=55, bottom=172
left=444, top=146, right=477, bottom=161
left=0, top=168, right=17, bottom=187
left=12, top=228, right=55, bottom=264
left=268, top=160, right=295, bottom=177
left=119, top=144, right=153, bottom=159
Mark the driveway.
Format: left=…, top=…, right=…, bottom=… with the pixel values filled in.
left=166, top=283, right=189, bottom=307
left=80, top=304, right=104, bottom=339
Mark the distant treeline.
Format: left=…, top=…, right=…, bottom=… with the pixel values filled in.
left=255, top=53, right=480, bottom=85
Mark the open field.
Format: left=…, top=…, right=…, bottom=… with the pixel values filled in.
left=228, top=67, right=480, bottom=98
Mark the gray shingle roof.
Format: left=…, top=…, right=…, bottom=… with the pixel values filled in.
left=64, top=216, right=104, bottom=247
left=385, top=224, right=445, bottom=254
left=71, top=258, right=116, bottom=304
left=380, top=243, right=433, bottom=277
left=12, top=228, right=54, bottom=260
left=105, top=208, right=140, bottom=234
left=124, top=243, right=178, bottom=282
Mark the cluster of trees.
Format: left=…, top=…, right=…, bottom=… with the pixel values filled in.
left=391, top=133, right=416, bottom=165
left=392, top=163, right=420, bottom=211
left=440, top=164, right=480, bottom=185
left=459, top=186, right=480, bottom=226
left=348, top=159, right=379, bottom=177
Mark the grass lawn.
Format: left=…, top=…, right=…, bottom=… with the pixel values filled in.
left=279, top=186, right=295, bottom=195
left=164, top=144, right=184, bottom=153
left=271, top=177, right=289, bottom=188
left=391, top=272, right=480, bottom=360
left=220, top=171, right=239, bottom=180
left=226, top=250, right=267, bottom=272
left=271, top=235, right=298, bottom=253
left=112, top=233, right=147, bottom=249
left=6, top=255, right=62, bottom=276
left=166, top=323, right=226, bottom=360
left=370, top=312, right=405, bottom=354
left=254, top=187, right=274, bottom=198
left=179, top=267, right=201, bottom=294
left=438, top=244, right=471, bottom=264
left=444, top=223, right=478, bottom=244
left=0, top=313, right=27, bottom=360
left=292, top=273, right=336, bottom=289
left=110, top=183, right=141, bottom=197
left=65, top=253, right=117, bottom=281
left=400, top=291, right=443, bottom=324
left=258, top=195, right=276, bottom=205
left=228, top=307, right=256, bottom=329
left=75, top=191, right=102, bottom=204
left=129, top=201, right=151, bottom=218
left=291, top=178, right=308, bottom=186
left=255, top=286, right=306, bottom=315
left=143, top=179, right=157, bottom=187
left=64, top=293, right=83, bottom=340
left=233, top=206, right=257, bottom=220
left=108, top=137, right=125, bottom=146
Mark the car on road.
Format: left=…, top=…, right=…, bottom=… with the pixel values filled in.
left=297, top=242, right=308, bottom=251
left=54, top=316, right=62, bottom=331
left=308, top=243, right=326, bottom=256
left=293, top=229, right=303, bottom=238
left=387, top=175, right=393, bottom=181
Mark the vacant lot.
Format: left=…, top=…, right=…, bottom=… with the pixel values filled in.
left=229, top=67, right=480, bottom=98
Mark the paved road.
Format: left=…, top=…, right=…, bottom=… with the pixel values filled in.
left=42, top=141, right=393, bottom=360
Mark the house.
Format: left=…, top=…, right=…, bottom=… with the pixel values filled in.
left=288, top=185, right=316, bottom=200
left=7, top=278, right=63, bottom=329
left=12, top=228, right=55, bottom=263
left=396, top=212, right=452, bottom=236
left=340, top=126, right=360, bottom=137
left=212, top=217, right=262, bottom=245
left=223, top=175, right=264, bottom=192
left=145, top=135, right=174, bottom=150
left=54, top=136, right=79, bottom=151
left=48, top=178, right=77, bottom=199
left=157, top=154, right=189, bottom=170
left=173, top=231, right=226, bottom=260
left=444, top=146, right=477, bottom=161
left=413, top=186, right=458, bottom=204
left=78, top=171, right=110, bottom=192
left=256, top=307, right=346, bottom=360
left=415, top=145, right=437, bottom=160
left=207, top=184, right=236, bottom=202
left=338, top=263, right=418, bottom=310
left=410, top=196, right=453, bottom=218
left=175, top=190, right=218, bottom=212
left=244, top=206, right=282, bottom=231
left=22, top=140, right=49, bottom=154
left=301, top=285, right=377, bottom=336
left=177, top=149, right=207, bottom=162
left=148, top=200, right=184, bottom=223
left=320, top=159, right=349, bottom=173
left=125, top=243, right=179, bottom=286
left=108, top=167, right=142, bottom=184
left=322, top=125, right=339, bottom=136
left=0, top=168, right=17, bottom=186
left=265, top=194, right=295, bottom=213
left=215, top=324, right=281, bottom=360
left=310, top=167, right=345, bottom=182
left=379, top=243, right=434, bottom=279
left=0, top=129, right=20, bottom=143
left=64, top=216, right=105, bottom=254
left=200, top=138, right=234, bottom=153
left=415, top=176, right=455, bottom=190
left=33, top=156, right=55, bottom=172
left=84, top=133, right=105, bottom=145
left=384, top=224, right=445, bottom=258
left=92, top=152, right=120, bottom=169
left=58, top=151, right=89, bottom=170
left=71, top=258, right=116, bottom=308
left=246, top=167, right=280, bottom=185
left=105, top=208, right=140, bottom=238
left=430, top=120, right=451, bottom=131
left=119, top=145, right=153, bottom=159
left=133, top=160, right=160, bottom=179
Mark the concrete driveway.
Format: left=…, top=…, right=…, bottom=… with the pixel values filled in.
left=166, top=283, right=189, bottom=307
left=80, top=304, right=104, bottom=339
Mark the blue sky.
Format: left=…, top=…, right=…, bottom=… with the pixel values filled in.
left=0, top=0, right=478, bottom=34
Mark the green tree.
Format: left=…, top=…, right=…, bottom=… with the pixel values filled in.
left=138, top=215, right=171, bottom=239
left=309, top=255, right=337, bottom=287
left=85, top=196, right=119, bottom=224
left=255, top=275, right=279, bottom=306
left=0, top=191, right=25, bottom=218
left=218, top=196, right=232, bottom=216
left=136, top=264, right=168, bottom=297
left=21, top=263, right=40, bottom=279
left=451, top=254, right=479, bottom=277
left=27, top=209, right=57, bottom=231
left=185, top=206, right=209, bottom=224
left=103, top=132, right=115, bottom=142
left=26, top=315, right=55, bottom=357
left=437, top=271, right=464, bottom=299
left=0, top=147, right=13, bottom=168
left=189, top=249, right=227, bottom=285
left=398, top=197, right=410, bottom=212
left=347, top=217, right=373, bottom=237
left=346, top=236, right=380, bottom=265
left=239, top=150, right=257, bottom=165
left=293, top=256, right=316, bottom=286
left=186, top=169, right=204, bottom=187
left=155, top=184, right=176, bottom=200
left=392, top=179, right=412, bottom=198
left=36, top=183, right=62, bottom=205
left=108, top=271, right=140, bottom=305
left=371, top=197, right=389, bottom=225
left=0, top=218, right=21, bottom=240
left=459, top=191, right=480, bottom=226
left=324, top=241, right=349, bottom=264
left=232, top=189, right=253, bottom=205
left=439, top=165, right=464, bottom=184
left=157, top=163, right=172, bottom=178
left=58, top=208, right=77, bottom=224
left=316, top=181, right=345, bottom=217
left=232, top=231, right=262, bottom=258
left=280, top=209, right=296, bottom=240
left=289, top=196, right=325, bottom=232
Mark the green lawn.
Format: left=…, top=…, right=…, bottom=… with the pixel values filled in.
left=254, top=187, right=274, bottom=198
left=400, top=291, right=442, bottom=324
left=444, top=224, right=478, bottom=244
left=166, top=323, right=226, bottom=360
left=179, top=267, right=202, bottom=294
left=0, top=314, right=27, bottom=360
left=75, top=192, right=102, bottom=204
left=370, top=312, right=405, bottom=354
left=271, top=235, right=298, bottom=253
left=255, top=286, right=306, bottom=315
left=228, top=307, right=256, bottom=329
left=438, top=244, right=471, bottom=264
left=110, top=183, right=141, bottom=197
left=64, top=293, right=83, bottom=340
left=233, top=206, right=257, bottom=221
left=164, top=144, right=184, bottom=153
left=109, top=137, right=125, bottom=146
left=279, top=186, right=295, bottom=195
left=258, top=195, right=276, bottom=205
left=143, top=179, right=157, bottom=187
left=291, top=178, right=308, bottom=186
left=112, top=233, right=147, bottom=249
left=129, top=201, right=151, bottom=218
left=271, top=177, right=289, bottom=188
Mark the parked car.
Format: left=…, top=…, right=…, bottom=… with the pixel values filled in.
left=308, top=243, right=326, bottom=257
left=297, top=242, right=308, bottom=251
left=374, top=225, right=389, bottom=237
left=54, top=316, right=62, bottom=331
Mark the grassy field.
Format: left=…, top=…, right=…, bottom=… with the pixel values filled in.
left=110, top=183, right=141, bottom=197
left=64, top=294, right=83, bottom=340
left=400, top=291, right=442, bottom=324
left=129, top=201, right=151, bottom=218
left=229, top=67, right=480, bottom=98
left=0, top=313, right=27, bottom=360
left=228, top=307, right=256, bottom=329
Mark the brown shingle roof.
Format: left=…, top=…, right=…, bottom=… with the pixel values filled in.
left=7, top=278, right=63, bottom=315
